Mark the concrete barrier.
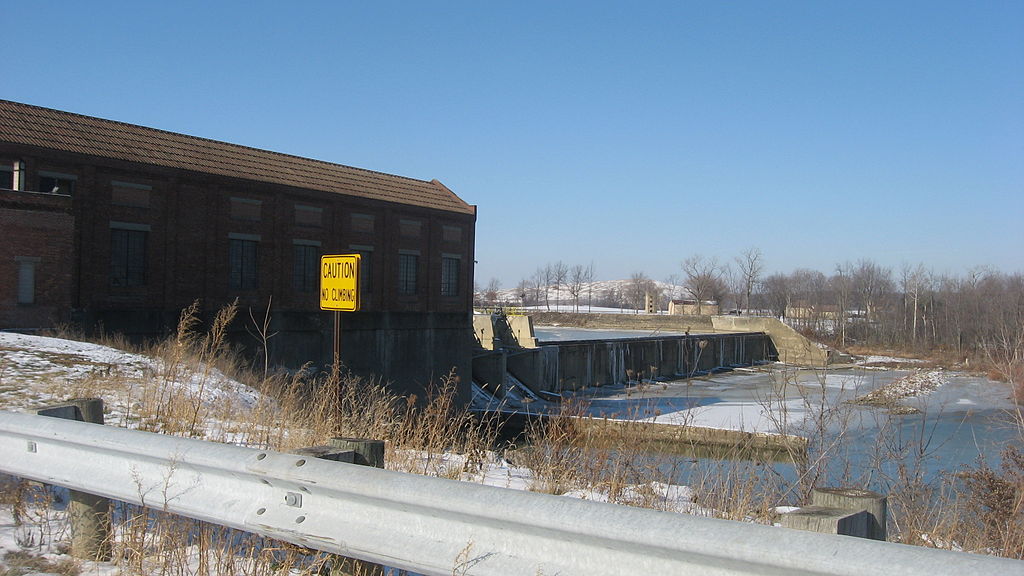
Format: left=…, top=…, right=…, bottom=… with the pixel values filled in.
left=781, top=507, right=871, bottom=537
left=781, top=487, right=888, bottom=541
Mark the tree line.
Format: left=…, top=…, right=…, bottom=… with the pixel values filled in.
left=477, top=262, right=598, bottom=312
left=476, top=250, right=1023, bottom=364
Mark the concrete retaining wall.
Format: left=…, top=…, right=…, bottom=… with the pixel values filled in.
left=711, top=316, right=830, bottom=366
left=473, top=313, right=538, bottom=350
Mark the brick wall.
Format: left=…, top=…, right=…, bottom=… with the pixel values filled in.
left=0, top=190, right=74, bottom=329
left=0, top=145, right=476, bottom=398
left=1, top=154, right=475, bottom=320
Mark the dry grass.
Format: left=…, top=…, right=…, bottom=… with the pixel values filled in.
left=504, top=398, right=792, bottom=522
left=3, top=302, right=1024, bottom=570
left=3, top=302, right=505, bottom=576
left=955, top=446, right=1024, bottom=557
left=0, top=550, right=79, bottom=576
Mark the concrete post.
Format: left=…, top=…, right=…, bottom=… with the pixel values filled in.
left=298, top=438, right=386, bottom=576
left=328, top=438, right=385, bottom=469
left=811, top=487, right=887, bottom=541
left=291, top=445, right=355, bottom=463
left=779, top=506, right=870, bottom=538
left=36, top=398, right=113, bottom=561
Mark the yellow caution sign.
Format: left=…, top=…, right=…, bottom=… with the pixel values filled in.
left=320, top=254, right=361, bottom=311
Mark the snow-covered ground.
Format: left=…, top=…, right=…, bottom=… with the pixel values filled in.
left=2, top=332, right=1016, bottom=573
left=853, top=370, right=946, bottom=407
left=861, top=355, right=927, bottom=365
left=0, top=331, right=261, bottom=436
left=0, top=332, right=710, bottom=575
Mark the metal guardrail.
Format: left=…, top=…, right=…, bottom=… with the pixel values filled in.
left=0, top=410, right=1020, bottom=575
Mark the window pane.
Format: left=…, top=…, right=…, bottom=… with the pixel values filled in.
left=292, top=244, right=319, bottom=292
left=17, top=261, right=35, bottom=304
left=243, top=241, right=258, bottom=289
left=111, top=229, right=147, bottom=287
left=441, top=256, right=460, bottom=297
left=111, top=230, right=128, bottom=286
left=127, top=231, right=146, bottom=285
left=230, top=239, right=259, bottom=290
left=39, top=176, right=74, bottom=195
left=398, top=253, right=418, bottom=295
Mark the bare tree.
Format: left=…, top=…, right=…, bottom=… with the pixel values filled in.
left=515, top=278, right=532, bottom=306
left=681, top=255, right=729, bottom=315
left=900, top=263, right=932, bottom=347
left=734, top=247, right=764, bottom=314
left=761, top=272, right=791, bottom=319
left=852, top=259, right=893, bottom=323
left=670, top=256, right=1024, bottom=362
left=831, top=263, right=854, bottom=347
left=583, top=263, right=595, bottom=311
left=626, top=271, right=657, bottom=313
left=484, top=277, right=502, bottom=307
left=540, top=265, right=553, bottom=311
left=664, top=273, right=684, bottom=301
left=789, top=268, right=828, bottom=331
left=529, top=268, right=546, bottom=307
left=551, top=261, right=569, bottom=309
left=567, top=264, right=587, bottom=312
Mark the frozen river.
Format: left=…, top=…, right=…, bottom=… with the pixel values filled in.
left=528, top=325, right=1018, bottom=485
left=567, top=364, right=1019, bottom=488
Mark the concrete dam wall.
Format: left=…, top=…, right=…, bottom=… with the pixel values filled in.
left=528, top=311, right=842, bottom=368
left=521, top=333, right=775, bottom=393
left=472, top=313, right=776, bottom=396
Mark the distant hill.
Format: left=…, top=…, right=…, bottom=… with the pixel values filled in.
left=478, top=278, right=695, bottom=311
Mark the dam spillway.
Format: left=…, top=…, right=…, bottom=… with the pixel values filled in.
left=529, top=331, right=776, bottom=392
left=472, top=314, right=778, bottom=397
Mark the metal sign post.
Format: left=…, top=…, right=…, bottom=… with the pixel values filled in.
left=320, top=254, right=361, bottom=370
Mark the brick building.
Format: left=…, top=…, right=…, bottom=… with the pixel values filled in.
left=0, top=100, right=477, bottom=399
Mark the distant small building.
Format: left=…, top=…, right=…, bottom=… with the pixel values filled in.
left=0, top=100, right=477, bottom=401
left=785, top=301, right=840, bottom=321
left=668, top=299, right=719, bottom=316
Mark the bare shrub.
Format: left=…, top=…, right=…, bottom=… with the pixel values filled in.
left=511, top=402, right=589, bottom=495
left=959, top=446, right=1024, bottom=558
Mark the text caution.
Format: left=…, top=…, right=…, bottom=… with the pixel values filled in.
left=320, top=254, right=361, bottom=311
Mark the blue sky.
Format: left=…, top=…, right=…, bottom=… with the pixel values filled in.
left=5, top=1, right=1022, bottom=287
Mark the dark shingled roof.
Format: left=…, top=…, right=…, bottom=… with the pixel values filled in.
left=0, top=100, right=474, bottom=215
